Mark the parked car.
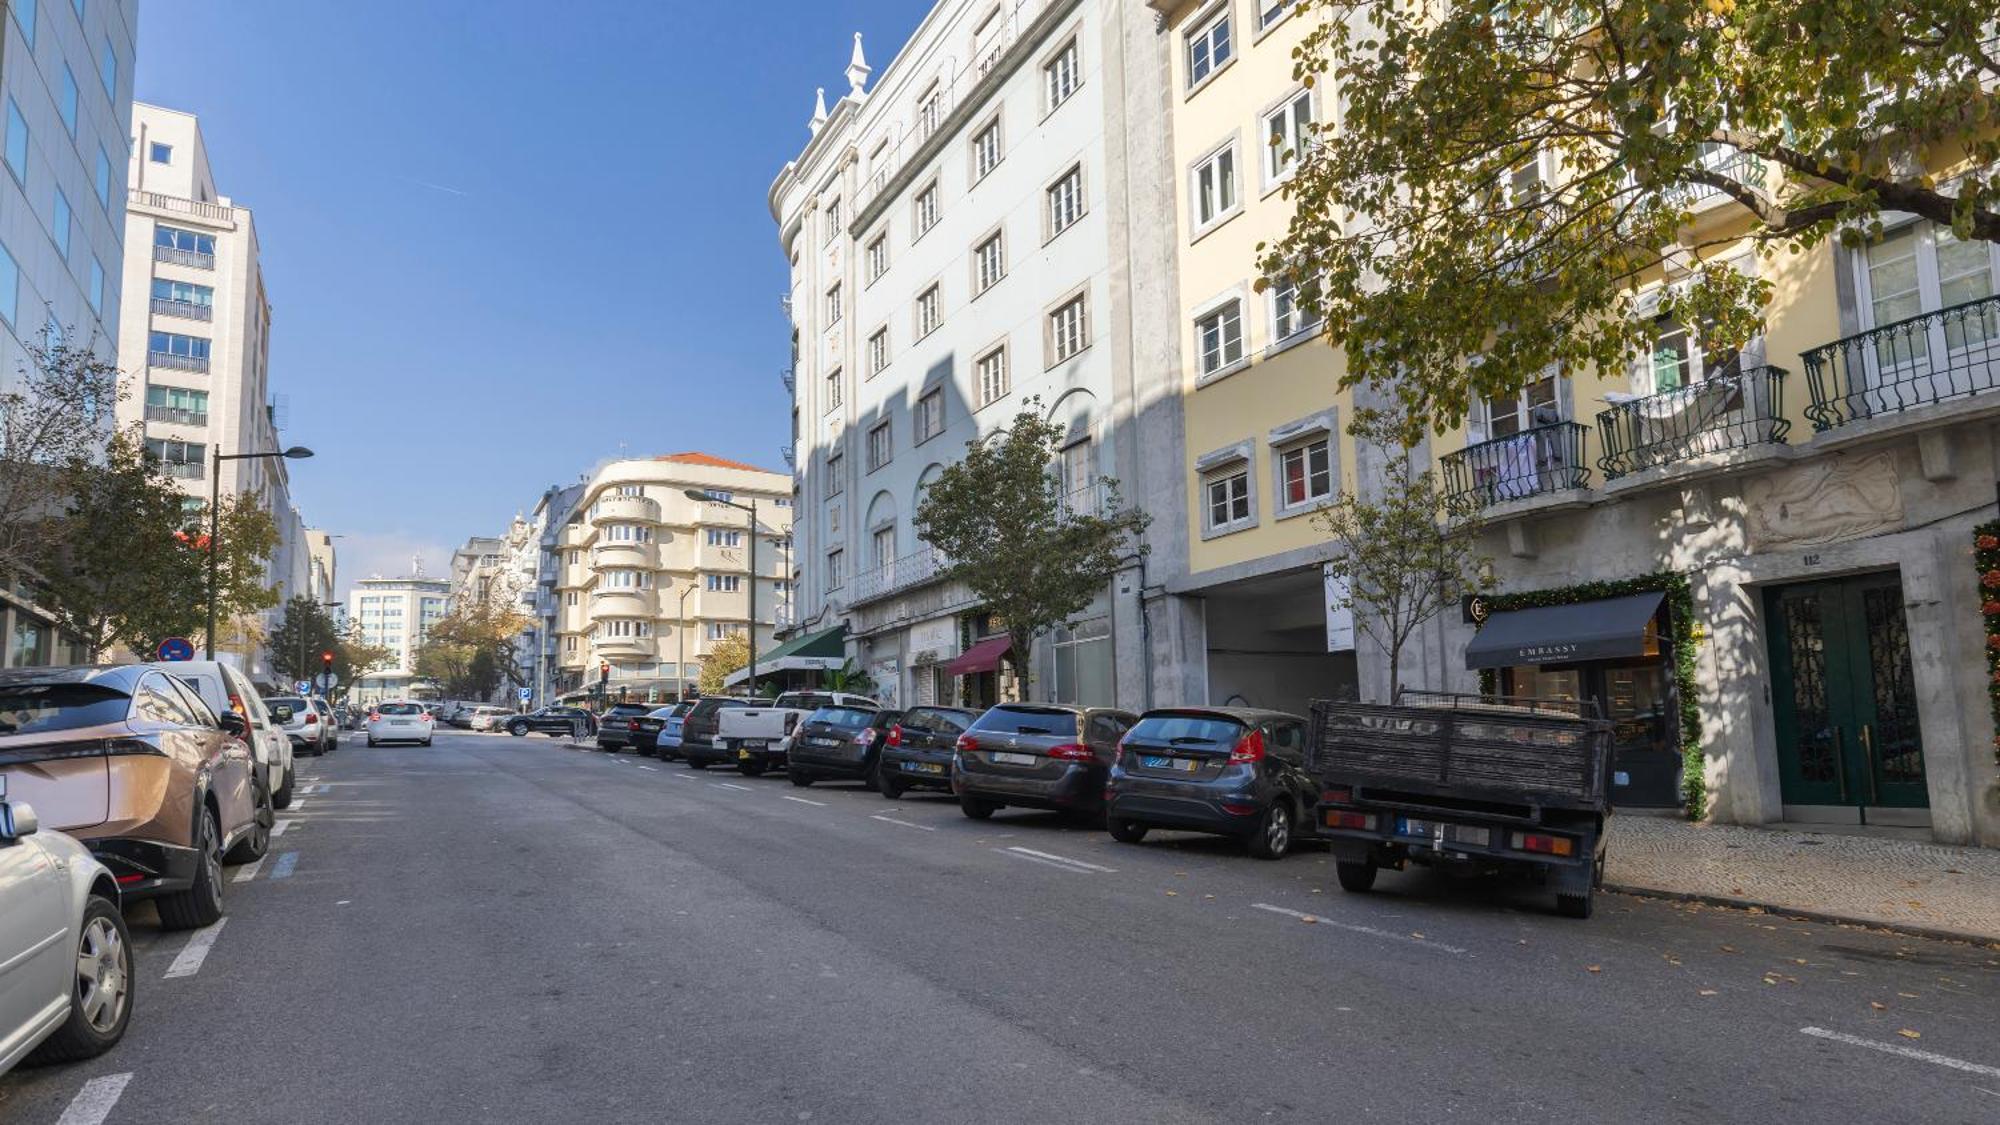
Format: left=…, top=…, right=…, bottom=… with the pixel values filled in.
left=874, top=706, right=981, bottom=798
left=951, top=703, right=1137, bottom=822
left=786, top=706, right=903, bottom=787
left=712, top=692, right=877, bottom=776
left=466, top=706, right=513, bottom=732
left=646, top=702, right=696, bottom=758
left=678, top=697, right=760, bottom=769
left=315, top=697, right=341, bottom=750
left=367, top=701, right=436, bottom=747
left=0, top=665, right=265, bottom=930
left=267, top=694, right=331, bottom=757
left=156, top=660, right=296, bottom=811
left=0, top=776, right=133, bottom=1076
left=1103, top=707, right=1314, bottom=860
left=504, top=706, right=596, bottom=738
left=594, top=702, right=660, bottom=753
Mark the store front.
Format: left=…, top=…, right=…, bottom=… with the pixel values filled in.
left=1465, top=591, right=1683, bottom=809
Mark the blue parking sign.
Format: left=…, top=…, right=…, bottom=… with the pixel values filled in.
left=156, top=637, right=194, bottom=661
left=518, top=687, right=532, bottom=701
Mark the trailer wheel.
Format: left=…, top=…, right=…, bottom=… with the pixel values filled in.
left=1556, top=889, right=1594, bottom=919
left=1335, top=860, right=1377, bottom=893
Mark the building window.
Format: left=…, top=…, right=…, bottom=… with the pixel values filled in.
left=1061, top=438, right=1095, bottom=500
left=917, top=84, right=942, bottom=139
left=868, top=328, right=889, bottom=376
left=705, top=622, right=740, bottom=642
left=1857, top=222, right=1998, bottom=361
left=706, top=574, right=742, bottom=592
left=0, top=244, right=16, bottom=329
left=914, top=182, right=940, bottom=238
left=143, top=384, right=208, bottom=422
left=93, top=147, right=110, bottom=207
left=88, top=257, right=104, bottom=314
left=1192, top=142, right=1238, bottom=230
left=915, top=388, right=944, bottom=444
left=1264, top=89, right=1313, bottom=184
left=149, top=331, right=209, bottom=361
left=1195, top=300, right=1244, bottom=376
left=1204, top=466, right=1252, bottom=531
left=152, top=278, right=214, bottom=308
left=916, top=285, right=941, bottom=338
left=156, top=225, right=217, bottom=257
left=872, top=525, right=896, bottom=568
left=866, top=233, right=888, bottom=283
left=58, top=64, right=78, bottom=137
left=1187, top=6, right=1234, bottom=88
left=1257, top=0, right=1293, bottom=30
left=150, top=142, right=174, bottom=164
left=826, top=451, right=844, bottom=499
left=566, top=637, right=579, bottom=653
left=1049, top=293, right=1089, bottom=364
left=706, top=530, right=744, bottom=548
left=4, top=99, right=27, bottom=183
left=867, top=419, right=893, bottom=471
left=825, top=283, right=842, bottom=326
left=827, top=549, right=845, bottom=588
left=974, top=232, right=1005, bottom=294
left=1278, top=438, right=1333, bottom=509
left=565, top=591, right=579, bottom=607
left=1271, top=277, right=1322, bottom=342
left=11, top=0, right=33, bottom=49
left=98, top=39, right=116, bottom=98
left=144, top=437, right=206, bottom=467
left=50, top=189, right=71, bottom=259
left=825, top=366, right=843, bottom=410
left=975, top=345, right=1009, bottom=408
left=972, top=119, right=1002, bottom=181
left=1045, top=38, right=1080, bottom=111
left=823, top=196, right=841, bottom=244
left=1480, top=370, right=1562, bottom=440
left=1046, top=164, right=1084, bottom=240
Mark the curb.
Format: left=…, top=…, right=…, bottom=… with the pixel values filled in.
left=1604, top=881, right=2000, bottom=947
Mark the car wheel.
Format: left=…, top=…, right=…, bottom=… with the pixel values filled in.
left=509, top=724, right=528, bottom=737
left=421, top=738, right=433, bottom=747
left=1247, top=801, right=1294, bottom=861
left=225, top=778, right=273, bottom=864
left=739, top=760, right=767, bottom=778
left=304, top=741, right=323, bottom=757
left=959, top=796, right=999, bottom=821
left=876, top=768, right=906, bottom=799
left=1108, top=818, right=1148, bottom=844
left=272, top=766, right=295, bottom=810
left=1556, top=889, right=1594, bottom=919
left=157, top=807, right=225, bottom=931
left=686, top=759, right=707, bottom=770
left=1335, top=860, right=1378, bottom=893
left=787, top=766, right=813, bottom=787
left=26, top=895, right=132, bottom=1064
left=367, top=736, right=378, bottom=747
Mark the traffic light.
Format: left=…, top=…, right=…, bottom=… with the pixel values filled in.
left=598, top=661, right=610, bottom=685
left=321, top=650, right=335, bottom=670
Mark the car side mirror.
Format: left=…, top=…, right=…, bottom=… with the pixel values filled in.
left=0, top=800, right=39, bottom=840
left=218, top=711, right=249, bottom=738
left=271, top=705, right=294, bottom=723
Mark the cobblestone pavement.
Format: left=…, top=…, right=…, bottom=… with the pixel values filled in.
left=1605, top=816, right=2000, bottom=942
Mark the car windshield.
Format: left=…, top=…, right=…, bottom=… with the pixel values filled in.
left=379, top=703, right=423, bottom=716
left=1127, top=715, right=1246, bottom=745
left=268, top=696, right=307, bottom=713
left=972, top=707, right=1080, bottom=737
left=813, top=706, right=877, bottom=728
left=0, top=682, right=132, bottom=735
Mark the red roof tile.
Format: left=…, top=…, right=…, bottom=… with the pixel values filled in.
left=654, top=452, right=777, bottom=474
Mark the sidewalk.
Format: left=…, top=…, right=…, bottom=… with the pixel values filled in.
left=1604, top=816, right=2000, bottom=944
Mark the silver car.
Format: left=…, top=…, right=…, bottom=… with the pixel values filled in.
left=0, top=777, right=133, bottom=1076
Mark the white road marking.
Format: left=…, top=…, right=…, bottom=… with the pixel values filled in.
left=1006, top=846, right=1115, bottom=873
left=871, top=814, right=937, bottom=831
left=670, top=771, right=693, bottom=779
left=286, top=799, right=307, bottom=813
left=780, top=795, right=827, bottom=807
left=997, top=849, right=1097, bottom=874
left=1251, top=903, right=1469, bottom=955
left=716, top=782, right=754, bottom=792
left=271, top=818, right=295, bottom=837
left=232, top=855, right=266, bottom=883
left=1799, top=1027, right=2000, bottom=1079
left=163, top=917, right=228, bottom=979
left=637, top=764, right=659, bottom=771
left=54, top=1073, right=133, bottom=1125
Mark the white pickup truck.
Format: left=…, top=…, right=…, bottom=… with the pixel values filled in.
left=708, top=691, right=880, bottom=777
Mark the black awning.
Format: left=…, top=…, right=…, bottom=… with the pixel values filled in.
left=1464, top=592, right=1666, bottom=669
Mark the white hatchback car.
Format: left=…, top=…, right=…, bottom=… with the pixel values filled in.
left=366, top=701, right=435, bottom=747
left=0, top=777, right=133, bottom=1077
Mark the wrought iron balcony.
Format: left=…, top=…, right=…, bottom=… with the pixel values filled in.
left=144, top=405, right=208, bottom=426
left=781, top=366, right=795, bottom=394
left=1440, top=421, right=1590, bottom=511
left=161, top=461, right=206, bottom=480
left=148, top=351, right=209, bottom=373
left=849, top=544, right=947, bottom=605
left=1597, top=365, right=1790, bottom=480
left=1800, top=294, right=2000, bottom=431
left=780, top=444, right=796, bottom=467
left=1664, top=148, right=1765, bottom=209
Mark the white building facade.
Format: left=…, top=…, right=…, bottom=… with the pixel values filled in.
left=348, top=574, right=450, bottom=703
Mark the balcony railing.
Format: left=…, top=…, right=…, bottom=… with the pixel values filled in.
left=144, top=405, right=208, bottom=427
left=161, top=461, right=205, bottom=480
left=149, top=351, right=210, bottom=373
left=1440, top=422, right=1589, bottom=511
left=1665, top=147, right=1765, bottom=209
left=151, top=297, right=212, bottom=321
left=780, top=444, right=796, bottom=467
left=130, top=189, right=236, bottom=223
left=1800, top=294, right=2000, bottom=432
left=850, top=544, right=948, bottom=605
left=781, top=366, right=795, bottom=394
left=1597, top=365, right=1790, bottom=479
left=153, top=245, right=214, bottom=270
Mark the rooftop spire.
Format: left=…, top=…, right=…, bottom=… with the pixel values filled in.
left=846, top=32, right=872, bottom=96
left=810, top=86, right=828, bottom=134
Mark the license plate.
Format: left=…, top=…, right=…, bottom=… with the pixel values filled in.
left=991, top=751, right=1036, bottom=766
left=1140, top=755, right=1197, bottom=772
left=1396, top=817, right=1434, bottom=837
left=392, top=720, right=412, bottom=726
left=741, top=741, right=767, bottom=751
left=903, top=761, right=944, bottom=775
left=810, top=737, right=840, bottom=747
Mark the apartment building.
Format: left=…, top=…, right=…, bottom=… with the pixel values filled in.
left=548, top=453, right=794, bottom=702
left=305, top=529, right=338, bottom=605
left=526, top=481, right=584, bottom=705
left=348, top=574, right=450, bottom=704
left=769, top=0, right=1194, bottom=711
left=0, top=0, right=138, bottom=666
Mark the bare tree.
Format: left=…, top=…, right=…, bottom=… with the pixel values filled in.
left=0, top=328, right=122, bottom=582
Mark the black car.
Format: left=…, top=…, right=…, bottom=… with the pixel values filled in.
left=951, top=703, right=1137, bottom=822
left=1104, top=707, right=1314, bottom=860
left=875, top=705, right=980, bottom=798
left=678, top=697, right=758, bottom=769
left=594, top=702, right=659, bottom=753
left=787, top=706, right=902, bottom=787
left=504, top=707, right=596, bottom=738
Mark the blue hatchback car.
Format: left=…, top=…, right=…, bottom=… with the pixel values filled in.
left=1104, top=707, right=1314, bottom=860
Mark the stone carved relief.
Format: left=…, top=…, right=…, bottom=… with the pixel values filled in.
left=1744, top=451, right=1904, bottom=549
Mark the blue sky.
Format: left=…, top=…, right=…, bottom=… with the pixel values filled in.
left=134, top=0, right=929, bottom=592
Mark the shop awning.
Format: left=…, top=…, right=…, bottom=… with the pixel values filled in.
left=945, top=634, right=1011, bottom=676
left=1464, top=592, right=1665, bottom=669
left=721, top=625, right=849, bottom=687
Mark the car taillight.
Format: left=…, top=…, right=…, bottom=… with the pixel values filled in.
left=954, top=733, right=978, bottom=753
left=856, top=727, right=878, bottom=747
left=302, top=713, right=318, bottom=726
left=368, top=711, right=381, bottom=722
left=1047, top=743, right=1094, bottom=762
left=1324, top=810, right=1377, bottom=831
left=885, top=724, right=904, bottom=747
left=1511, top=831, right=1575, bottom=857
left=1227, top=728, right=1265, bottom=764
left=1321, top=785, right=1353, bottom=804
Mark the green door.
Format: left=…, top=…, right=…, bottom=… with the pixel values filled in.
left=1766, top=574, right=1929, bottom=810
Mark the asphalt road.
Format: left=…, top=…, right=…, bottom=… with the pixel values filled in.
left=3, top=729, right=1997, bottom=1124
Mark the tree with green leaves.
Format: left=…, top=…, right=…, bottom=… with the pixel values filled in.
left=1265, top=0, right=2000, bottom=445
left=0, top=327, right=123, bottom=583
left=413, top=594, right=530, bottom=699
left=1320, top=429, right=1494, bottom=697
left=268, top=597, right=392, bottom=689
left=697, top=631, right=751, bottom=695
left=914, top=401, right=1149, bottom=698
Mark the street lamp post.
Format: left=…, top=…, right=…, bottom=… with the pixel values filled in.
left=685, top=489, right=758, bottom=697
left=677, top=582, right=696, bottom=701
left=206, top=445, right=314, bottom=659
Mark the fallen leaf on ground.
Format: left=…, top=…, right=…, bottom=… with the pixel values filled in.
left=1410, top=932, right=1425, bottom=940
left=1165, top=891, right=1179, bottom=897
left=1587, top=965, right=1602, bottom=973
left=1720, top=945, right=1739, bottom=953
left=1301, top=915, right=1319, bottom=924
left=1898, top=1029, right=1921, bottom=1040
left=1203, top=894, right=1215, bottom=900
left=1793, top=958, right=1808, bottom=965
left=1698, top=989, right=1718, bottom=996
left=1870, top=1002, right=1886, bottom=1011
left=1898, top=992, right=1919, bottom=998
